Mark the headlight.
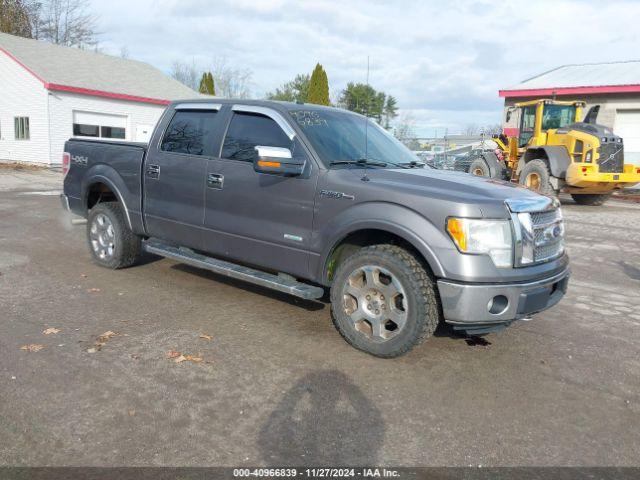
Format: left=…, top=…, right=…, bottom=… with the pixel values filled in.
left=446, top=218, right=513, bottom=268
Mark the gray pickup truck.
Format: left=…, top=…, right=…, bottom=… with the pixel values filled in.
left=61, top=99, right=569, bottom=357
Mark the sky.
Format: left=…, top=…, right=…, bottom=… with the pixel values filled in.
left=89, top=0, right=640, bottom=137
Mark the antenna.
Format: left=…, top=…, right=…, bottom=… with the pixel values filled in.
left=362, top=55, right=370, bottom=182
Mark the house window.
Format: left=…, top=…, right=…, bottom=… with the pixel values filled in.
left=73, top=124, right=126, bottom=139
left=15, top=117, right=30, bottom=140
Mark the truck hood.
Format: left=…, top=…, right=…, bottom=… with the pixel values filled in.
left=365, top=167, right=547, bottom=217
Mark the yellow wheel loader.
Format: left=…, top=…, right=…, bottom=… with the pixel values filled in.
left=468, top=99, right=640, bottom=205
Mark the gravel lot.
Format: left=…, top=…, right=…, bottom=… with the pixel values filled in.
left=1, top=169, right=639, bottom=467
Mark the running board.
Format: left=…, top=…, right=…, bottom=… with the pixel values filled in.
left=143, top=240, right=325, bottom=300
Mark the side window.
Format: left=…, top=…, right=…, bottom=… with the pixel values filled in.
left=222, top=112, right=291, bottom=162
left=519, top=106, right=536, bottom=147
left=160, top=110, right=218, bottom=156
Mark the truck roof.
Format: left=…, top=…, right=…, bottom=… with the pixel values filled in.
left=167, top=98, right=355, bottom=115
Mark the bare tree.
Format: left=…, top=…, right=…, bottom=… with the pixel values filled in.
left=394, top=112, right=420, bottom=149
left=119, top=45, right=129, bottom=59
left=211, top=57, right=252, bottom=99
left=463, top=123, right=479, bottom=136
left=37, top=0, right=98, bottom=48
left=170, top=59, right=200, bottom=91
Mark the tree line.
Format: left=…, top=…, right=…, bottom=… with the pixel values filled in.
left=1, top=0, right=98, bottom=48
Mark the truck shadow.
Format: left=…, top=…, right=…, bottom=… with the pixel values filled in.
left=170, top=263, right=327, bottom=312
left=618, top=260, right=640, bottom=281
left=258, top=369, right=384, bottom=466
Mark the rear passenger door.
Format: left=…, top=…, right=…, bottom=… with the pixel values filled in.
left=143, top=104, right=222, bottom=250
left=203, top=105, right=317, bottom=278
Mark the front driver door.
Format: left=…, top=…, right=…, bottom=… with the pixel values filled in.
left=203, top=105, right=317, bottom=279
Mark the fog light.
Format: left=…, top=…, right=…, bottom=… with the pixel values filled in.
left=488, top=295, right=509, bottom=315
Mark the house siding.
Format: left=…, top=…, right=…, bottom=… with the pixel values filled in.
left=0, top=51, right=50, bottom=164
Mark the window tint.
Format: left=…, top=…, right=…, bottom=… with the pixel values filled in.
left=541, top=105, right=576, bottom=130
left=519, top=106, right=536, bottom=147
left=222, top=112, right=291, bottom=162
left=101, top=126, right=126, bottom=139
left=161, top=110, right=218, bottom=156
left=73, top=124, right=99, bottom=137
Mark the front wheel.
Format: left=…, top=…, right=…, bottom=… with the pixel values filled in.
left=330, top=245, right=440, bottom=358
left=86, top=202, right=141, bottom=269
left=519, top=159, right=555, bottom=195
left=571, top=193, right=611, bottom=206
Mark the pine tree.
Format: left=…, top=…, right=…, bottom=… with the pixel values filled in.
left=307, top=63, right=330, bottom=106
left=199, top=71, right=215, bottom=95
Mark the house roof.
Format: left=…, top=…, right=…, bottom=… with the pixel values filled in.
left=499, top=61, right=640, bottom=98
left=0, top=32, right=197, bottom=105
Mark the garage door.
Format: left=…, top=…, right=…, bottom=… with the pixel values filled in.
left=615, top=110, right=640, bottom=166
left=72, top=111, right=127, bottom=140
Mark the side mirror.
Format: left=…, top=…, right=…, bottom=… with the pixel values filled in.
left=253, top=146, right=305, bottom=176
left=506, top=110, right=512, bottom=123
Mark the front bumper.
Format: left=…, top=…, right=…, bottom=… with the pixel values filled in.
left=437, top=267, right=570, bottom=326
left=566, top=163, right=640, bottom=190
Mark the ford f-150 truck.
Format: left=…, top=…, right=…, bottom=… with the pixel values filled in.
left=61, top=99, right=569, bottom=357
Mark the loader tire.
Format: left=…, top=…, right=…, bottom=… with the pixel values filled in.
left=570, top=193, right=611, bottom=206
left=469, top=158, right=493, bottom=177
left=519, top=159, right=555, bottom=195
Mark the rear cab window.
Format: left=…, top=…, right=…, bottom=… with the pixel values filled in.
left=161, top=110, right=219, bottom=156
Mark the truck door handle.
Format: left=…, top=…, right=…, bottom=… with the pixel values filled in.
left=207, top=173, right=224, bottom=189
left=146, top=164, right=160, bottom=179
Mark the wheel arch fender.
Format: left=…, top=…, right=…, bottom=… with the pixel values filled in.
left=479, top=151, right=506, bottom=178
left=81, top=164, right=137, bottom=232
left=524, top=146, right=570, bottom=178
left=317, top=202, right=448, bottom=285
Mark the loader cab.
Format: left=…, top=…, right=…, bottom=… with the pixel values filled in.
left=510, top=100, right=584, bottom=148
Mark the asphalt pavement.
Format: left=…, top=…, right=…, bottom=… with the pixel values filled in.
left=1, top=169, right=639, bottom=467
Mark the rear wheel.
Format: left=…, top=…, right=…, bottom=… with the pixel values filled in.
left=330, top=245, right=440, bottom=358
left=571, top=193, right=611, bottom=206
left=469, top=158, right=492, bottom=177
left=519, top=159, right=555, bottom=195
left=87, top=202, right=141, bottom=269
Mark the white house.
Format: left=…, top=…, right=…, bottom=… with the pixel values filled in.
left=0, top=32, right=197, bottom=166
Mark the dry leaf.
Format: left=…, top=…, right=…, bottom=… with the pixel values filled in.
left=87, top=288, right=101, bottom=293
left=98, top=331, right=117, bottom=342
left=184, top=354, right=203, bottom=363
left=87, top=347, right=99, bottom=353
left=43, top=327, right=60, bottom=335
left=20, top=344, right=44, bottom=352
left=199, top=334, right=213, bottom=341
left=174, top=354, right=187, bottom=363
left=128, top=409, right=136, bottom=417
left=80, top=274, right=88, bottom=278
left=166, top=350, right=181, bottom=359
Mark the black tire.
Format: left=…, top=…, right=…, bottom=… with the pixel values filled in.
left=330, top=244, right=440, bottom=358
left=469, top=158, right=491, bottom=177
left=86, top=202, right=141, bottom=269
left=571, top=193, right=611, bottom=206
left=518, top=159, right=555, bottom=195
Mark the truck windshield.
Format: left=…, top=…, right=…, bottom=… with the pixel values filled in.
left=289, top=109, right=422, bottom=168
left=541, top=105, right=576, bottom=130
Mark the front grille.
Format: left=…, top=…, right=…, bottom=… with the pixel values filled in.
left=516, top=207, right=564, bottom=266
left=598, top=142, right=624, bottom=173
left=530, top=208, right=564, bottom=263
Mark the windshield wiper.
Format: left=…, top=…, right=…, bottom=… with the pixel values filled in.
left=397, top=160, right=426, bottom=168
left=330, top=158, right=388, bottom=168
